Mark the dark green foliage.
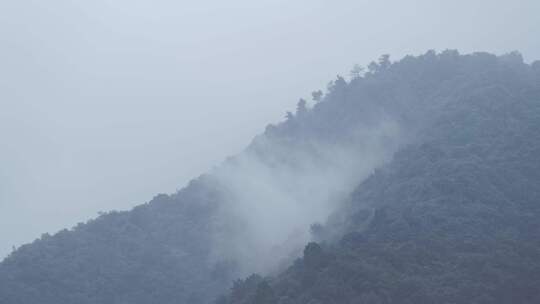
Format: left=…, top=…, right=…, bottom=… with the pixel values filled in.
left=296, top=98, right=307, bottom=116
left=302, top=243, right=328, bottom=270
left=220, top=51, right=540, bottom=304
left=0, top=176, right=234, bottom=304
left=311, top=90, right=323, bottom=101
left=2, top=50, right=540, bottom=304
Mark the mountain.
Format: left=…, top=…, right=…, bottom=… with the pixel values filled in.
left=1, top=50, right=539, bottom=304
left=218, top=53, right=540, bottom=303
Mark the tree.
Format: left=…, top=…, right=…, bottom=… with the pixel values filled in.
left=367, top=55, right=390, bottom=74
left=303, top=242, right=326, bottom=269
left=310, top=223, right=325, bottom=241
left=312, top=90, right=323, bottom=102
left=327, top=75, right=347, bottom=93
left=254, top=281, right=275, bottom=304
left=368, top=61, right=379, bottom=74
left=296, top=98, right=307, bottom=116
left=532, top=61, right=540, bottom=73
left=285, top=111, right=294, bottom=121
left=378, top=54, right=391, bottom=70
left=335, top=75, right=346, bottom=87
left=350, top=64, right=365, bottom=79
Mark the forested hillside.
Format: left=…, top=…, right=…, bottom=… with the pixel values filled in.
left=219, top=53, right=540, bottom=303
left=1, top=50, right=539, bottom=304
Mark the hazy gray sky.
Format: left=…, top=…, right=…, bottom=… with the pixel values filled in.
left=1, top=0, right=539, bottom=258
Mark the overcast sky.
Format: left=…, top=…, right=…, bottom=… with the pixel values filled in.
left=1, top=0, right=539, bottom=258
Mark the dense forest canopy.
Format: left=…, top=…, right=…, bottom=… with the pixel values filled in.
left=1, top=50, right=540, bottom=304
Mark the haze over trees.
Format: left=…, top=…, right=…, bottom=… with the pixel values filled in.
left=1, top=50, right=540, bottom=303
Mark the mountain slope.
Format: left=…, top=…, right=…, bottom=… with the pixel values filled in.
left=1, top=50, right=539, bottom=304
left=220, top=54, right=540, bottom=303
